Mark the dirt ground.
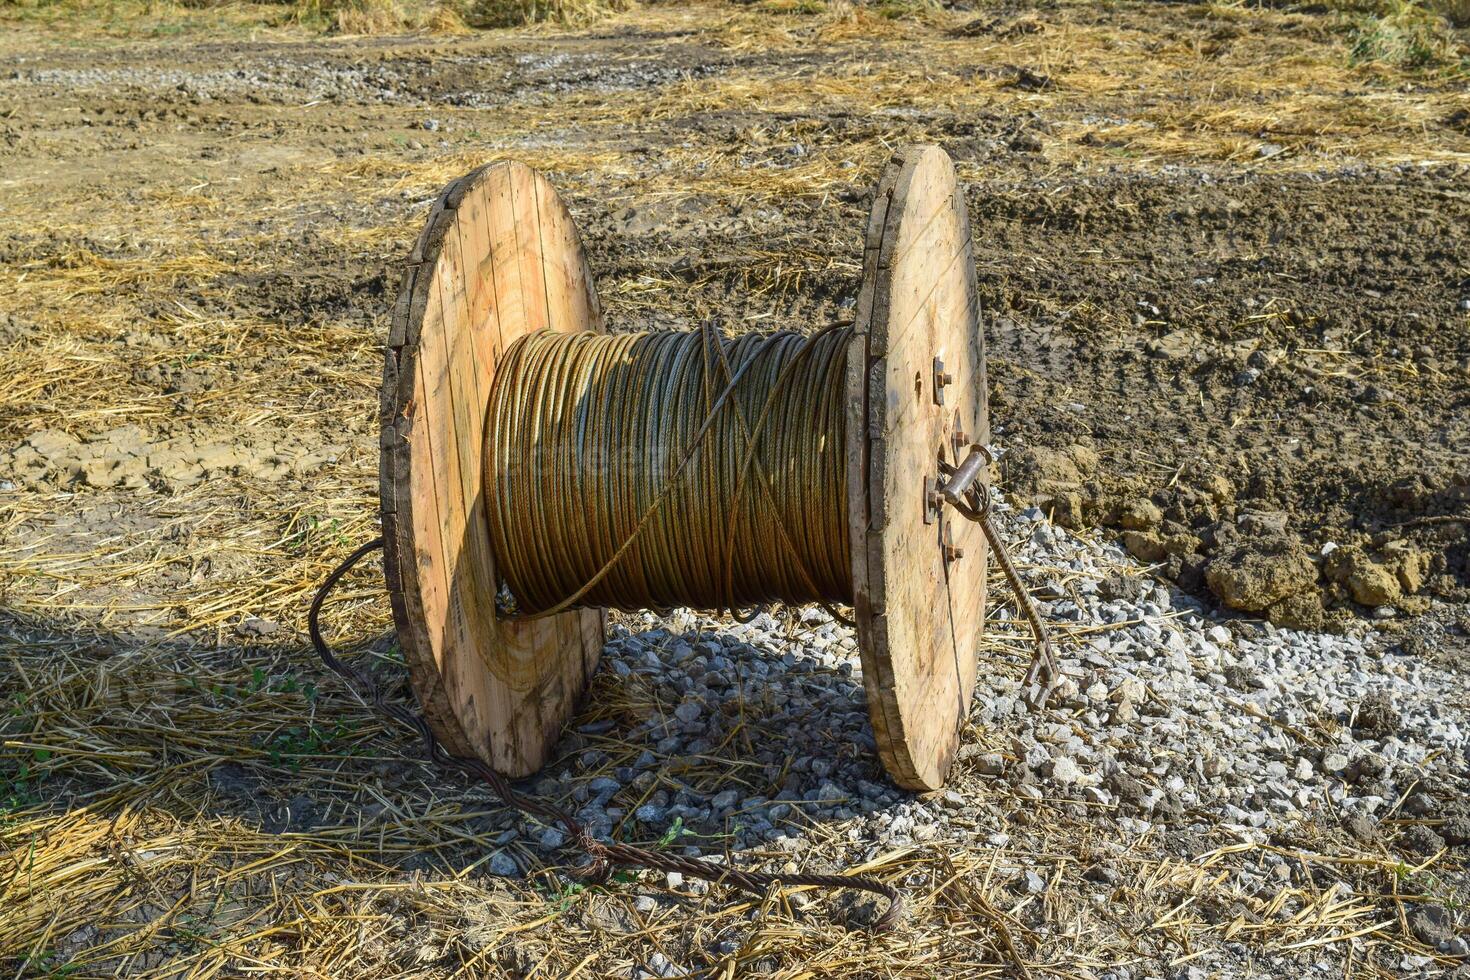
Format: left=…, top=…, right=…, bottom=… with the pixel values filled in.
left=1, top=0, right=1468, bottom=976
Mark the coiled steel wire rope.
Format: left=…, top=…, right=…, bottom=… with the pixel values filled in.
left=483, top=323, right=854, bottom=620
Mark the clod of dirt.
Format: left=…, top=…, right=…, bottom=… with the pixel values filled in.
left=1342, top=814, right=1377, bottom=843
left=1408, top=904, right=1454, bottom=948
left=1399, top=825, right=1447, bottom=857
left=1379, top=539, right=1433, bottom=595
left=1266, top=590, right=1326, bottom=631
left=1237, top=510, right=1289, bottom=537
left=0, top=313, right=39, bottom=344
left=1204, top=536, right=1317, bottom=613
left=1442, top=816, right=1470, bottom=846
left=1353, top=691, right=1402, bottom=739
left=1122, top=528, right=1201, bottom=565
left=1326, top=547, right=1401, bottom=607
left=1008, top=131, right=1044, bottom=154
left=1012, top=67, right=1055, bottom=92
left=1323, top=543, right=1434, bottom=609
left=1097, top=572, right=1147, bottom=602
left=1005, top=443, right=1098, bottom=528
left=1118, top=498, right=1163, bottom=530
left=1007, top=443, right=1097, bottom=492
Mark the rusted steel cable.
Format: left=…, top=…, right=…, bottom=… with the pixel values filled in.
left=940, top=447, right=1059, bottom=707
left=484, top=325, right=853, bottom=621
left=308, top=537, right=905, bottom=930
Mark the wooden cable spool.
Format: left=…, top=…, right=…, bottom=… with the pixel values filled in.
left=380, top=145, right=988, bottom=791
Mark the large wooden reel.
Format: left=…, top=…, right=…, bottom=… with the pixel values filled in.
left=381, top=147, right=988, bottom=789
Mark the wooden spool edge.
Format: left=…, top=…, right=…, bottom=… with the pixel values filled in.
left=847, top=145, right=990, bottom=791
left=381, top=161, right=605, bottom=778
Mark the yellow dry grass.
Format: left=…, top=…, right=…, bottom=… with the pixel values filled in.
left=1, top=0, right=1466, bottom=976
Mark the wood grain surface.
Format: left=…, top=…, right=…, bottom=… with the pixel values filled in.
left=848, top=145, right=990, bottom=790
left=381, top=161, right=604, bottom=778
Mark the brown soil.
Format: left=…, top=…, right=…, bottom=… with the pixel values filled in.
left=979, top=166, right=1470, bottom=630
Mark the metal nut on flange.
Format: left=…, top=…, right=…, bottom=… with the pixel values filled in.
left=933, top=357, right=953, bottom=405
left=941, top=519, right=963, bottom=562
left=950, top=427, right=970, bottom=460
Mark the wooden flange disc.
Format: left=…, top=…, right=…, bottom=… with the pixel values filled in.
left=381, top=161, right=605, bottom=778
left=847, top=145, right=990, bottom=791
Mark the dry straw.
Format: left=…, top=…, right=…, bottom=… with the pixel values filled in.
left=2, top=0, right=1466, bottom=975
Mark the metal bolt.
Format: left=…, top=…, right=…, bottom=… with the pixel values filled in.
left=933, top=357, right=952, bottom=405
left=924, top=476, right=940, bottom=525
left=941, top=521, right=963, bottom=562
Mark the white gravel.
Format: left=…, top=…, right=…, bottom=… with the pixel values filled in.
left=497, top=491, right=1469, bottom=974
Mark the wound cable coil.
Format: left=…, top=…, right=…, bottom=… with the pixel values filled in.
left=484, top=325, right=854, bottom=618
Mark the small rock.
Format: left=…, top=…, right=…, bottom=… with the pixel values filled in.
left=236, top=616, right=280, bottom=637
left=488, top=851, right=518, bottom=876
left=588, top=776, right=621, bottom=795
left=1408, top=905, right=1454, bottom=948
left=1023, top=870, right=1047, bottom=894
left=815, top=781, right=846, bottom=803
left=1049, top=756, right=1082, bottom=785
